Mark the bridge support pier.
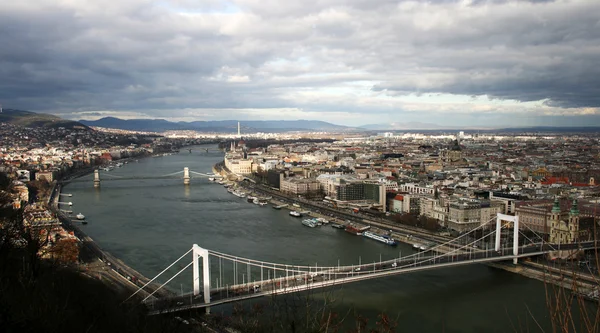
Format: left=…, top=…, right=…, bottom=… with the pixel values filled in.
left=193, top=244, right=210, bottom=313
left=94, top=170, right=101, bottom=188
left=184, top=167, right=190, bottom=185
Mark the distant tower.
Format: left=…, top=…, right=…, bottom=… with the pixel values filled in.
left=93, top=169, right=101, bottom=188
left=237, top=122, right=240, bottom=136
left=0, top=103, right=3, bottom=113
left=183, top=167, right=190, bottom=185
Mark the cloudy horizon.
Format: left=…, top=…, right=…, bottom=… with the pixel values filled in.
left=1, top=0, right=599, bottom=127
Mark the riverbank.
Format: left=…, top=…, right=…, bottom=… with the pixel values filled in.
left=215, top=161, right=600, bottom=303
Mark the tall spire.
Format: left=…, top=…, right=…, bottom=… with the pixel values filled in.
left=237, top=121, right=240, bottom=136
left=551, top=196, right=561, bottom=213
left=570, top=198, right=579, bottom=216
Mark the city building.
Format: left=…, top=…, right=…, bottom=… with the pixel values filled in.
left=280, top=177, right=320, bottom=196
left=447, top=199, right=502, bottom=233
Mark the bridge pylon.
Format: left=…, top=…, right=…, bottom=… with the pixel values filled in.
left=192, top=244, right=210, bottom=312
left=184, top=167, right=190, bottom=185
left=93, top=169, right=101, bottom=188
left=495, top=213, right=519, bottom=264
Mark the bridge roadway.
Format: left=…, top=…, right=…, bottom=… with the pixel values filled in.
left=68, top=171, right=213, bottom=183
left=146, top=241, right=595, bottom=314
left=73, top=175, right=184, bottom=182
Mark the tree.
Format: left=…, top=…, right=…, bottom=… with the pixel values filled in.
left=46, top=238, right=80, bottom=264
left=0, top=172, right=10, bottom=189
left=27, top=180, right=51, bottom=204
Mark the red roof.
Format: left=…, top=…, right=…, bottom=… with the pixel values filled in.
left=572, top=182, right=590, bottom=187
left=394, top=195, right=404, bottom=201
left=540, top=176, right=569, bottom=185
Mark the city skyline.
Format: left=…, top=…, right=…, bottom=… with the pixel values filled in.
left=1, top=0, right=599, bottom=127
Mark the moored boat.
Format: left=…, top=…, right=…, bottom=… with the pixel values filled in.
left=331, top=223, right=345, bottom=229
left=363, top=231, right=397, bottom=246
left=76, top=213, right=85, bottom=220
left=302, top=219, right=318, bottom=228
left=289, top=211, right=302, bottom=217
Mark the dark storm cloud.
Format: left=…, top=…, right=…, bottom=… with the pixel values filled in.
left=0, top=0, right=598, bottom=124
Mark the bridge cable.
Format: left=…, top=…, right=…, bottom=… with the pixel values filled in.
left=382, top=220, right=516, bottom=272
left=125, top=248, right=192, bottom=302
left=519, top=222, right=558, bottom=251
left=208, top=215, right=503, bottom=273
left=142, top=260, right=194, bottom=302
left=101, top=173, right=125, bottom=178
left=189, top=171, right=212, bottom=177
left=159, top=170, right=185, bottom=177
left=208, top=252, right=313, bottom=275
left=207, top=219, right=532, bottom=287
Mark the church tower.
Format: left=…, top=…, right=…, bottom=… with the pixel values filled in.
left=549, top=196, right=562, bottom=243
left=568, top=198, right=580, bottom=242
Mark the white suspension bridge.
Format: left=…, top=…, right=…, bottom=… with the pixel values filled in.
left=128, top=214, right=598, bottom=315
left=68, top=168, right=215, bottom=187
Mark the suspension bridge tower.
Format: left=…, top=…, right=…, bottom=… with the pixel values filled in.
left=93, top=169, right=101, bottom=188
left=193, top=244, right=211, bottom=312
left=184, top=167, right=190, bottom=185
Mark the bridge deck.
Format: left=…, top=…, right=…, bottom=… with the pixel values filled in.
left=147, top=241, right=595, bottom=314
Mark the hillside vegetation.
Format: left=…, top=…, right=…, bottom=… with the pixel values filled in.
left=0, top=109, right=88, bottom=130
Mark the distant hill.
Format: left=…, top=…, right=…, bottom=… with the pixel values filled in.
left=0, top=109, right=89, bottom=130
left=80, top=117, right=186, bottom=132
left=79, top=118, right=352, bottom=133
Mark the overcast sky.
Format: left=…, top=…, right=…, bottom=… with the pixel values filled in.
left=1, top=0, right=599, bottom=127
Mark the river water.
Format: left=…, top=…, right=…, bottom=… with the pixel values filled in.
left=64, top=145, right=559, bottom=332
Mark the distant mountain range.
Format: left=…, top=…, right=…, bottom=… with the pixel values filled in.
left=0, top=109, right=89, bottom=130
left=2, top=109, right=598, bottom=134
left=79, top=117, right=352, bottom=133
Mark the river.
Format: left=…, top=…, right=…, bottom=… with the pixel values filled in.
left=63, top=145, right=561, bottom=332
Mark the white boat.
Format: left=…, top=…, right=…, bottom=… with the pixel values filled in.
left=302, top=219, right=318, bottom=228
left=289, top=211, right=302, bottom=217
left=232, top=191, right=246, bottom=198
left=208, top=177, right=215, bottom=181
left=253, top=198, right=260, bottom=205
left=363, top=231, right=397, bottom=246
left=76, top=213, right=85, bottom=220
